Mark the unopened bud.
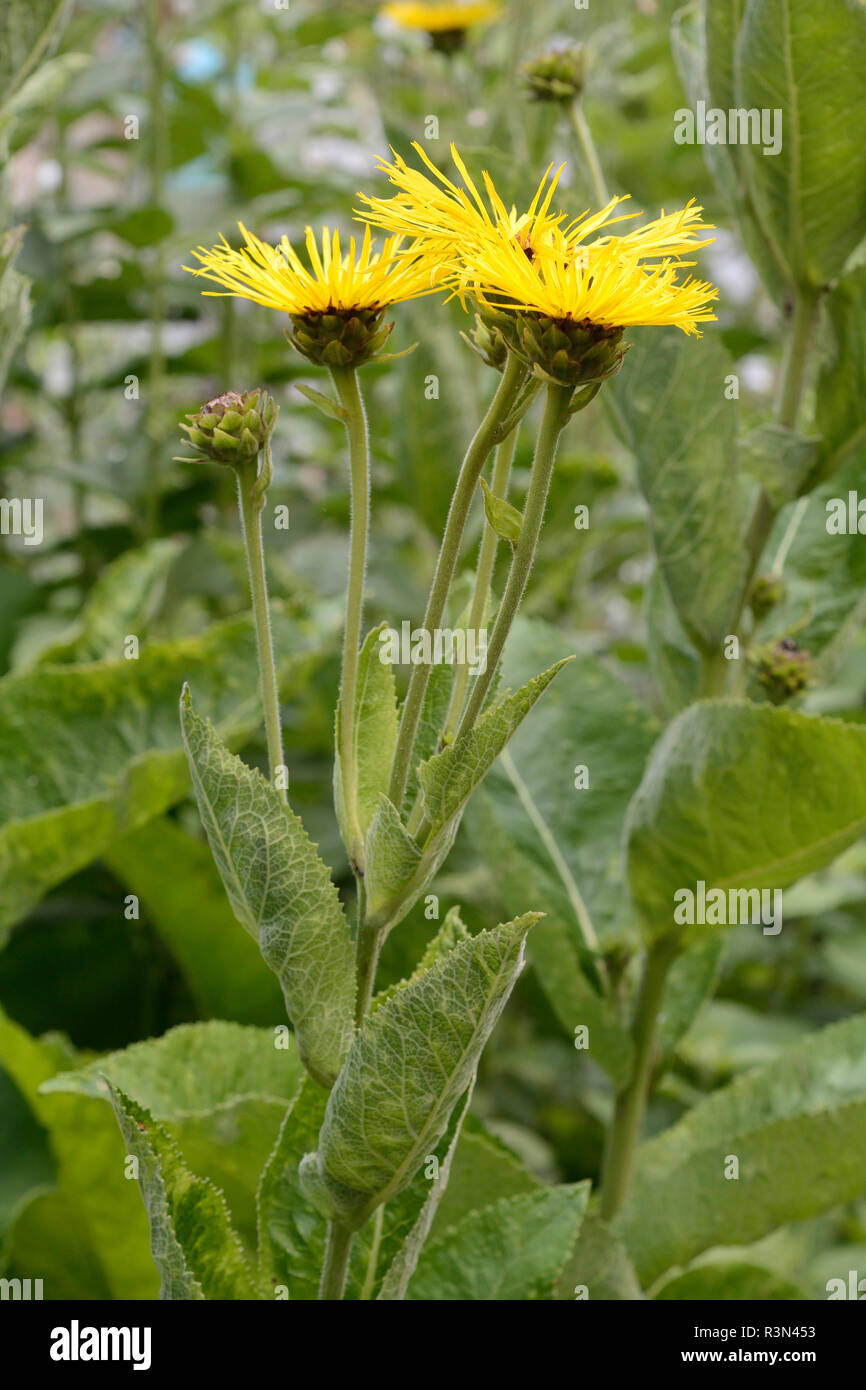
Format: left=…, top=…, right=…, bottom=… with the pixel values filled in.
left=177, top=388, right=277, bottom=467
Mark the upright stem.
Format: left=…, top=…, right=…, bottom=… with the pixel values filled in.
left=331, top=366, right=370, bottom=873
left=599, top=937, right=678, bottom=1222
left=454, top=382, right=574, bottom=742
left=569, top=100, right=609, bottom=208
left=440, top=423, right=519, bottom=747
left=387, top=352, right=527, bottom=811
left=236, top=457, right=286, bottom=801
left=318, top=1219, right=354, bottom=1301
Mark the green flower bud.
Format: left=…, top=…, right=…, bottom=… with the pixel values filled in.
left=749, top=574, right=786, bottom=622
left=288, top=306, right=394, bottom=369
left=514, top=312, right=626, bottom=387
left=749, top=638, right=813, bottom=706
left=177, top=388, right=277, bottom=467
left=460, top=310, right=511, bottom=371
left=523, top=46, right=587, bottom=103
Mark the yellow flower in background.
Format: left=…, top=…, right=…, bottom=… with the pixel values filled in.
left=187, top=222, right=435, bottom=316
left=381, top=2, right=501, bottom=35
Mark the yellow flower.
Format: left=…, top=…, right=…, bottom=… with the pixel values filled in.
left=360, top=144, right=717, bottom=338
left=358, top=141, right=569, bottom=259
left=460, top=201, right=718, bottom=336
left=186, top=222, right=434, bottom=316
left=381, top=2, right=501, bottom=34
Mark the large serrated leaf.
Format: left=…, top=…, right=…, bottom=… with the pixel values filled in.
left=0, top=1007, right=156, bottom=1298
left=736, top=0, right=866, bottom=289
left=617, top=1012, right=866, bottom=1283
left=40, top=1020, right=304, bottom=1249
left=317, top=914, right=538, bottom=1227
left=609, top=327, right=754, bottom=652
left=109, top=1083, right=257, bottom=1301
left=0, top=609, right=321, bottom=940
left=180, top=695, right=355, bottom=1089
left=417, top=656, right=572, bottom=836
left=405, top=1183, right=590, bottom=1300
left=256, top=1075, right=330, bottom=1300
left=343, top=623, right=398, bottom=838
left=626, top=701, right=866, bottom=942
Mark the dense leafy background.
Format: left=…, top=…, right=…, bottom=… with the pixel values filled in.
left=3, top=0, right=866, bottom=1300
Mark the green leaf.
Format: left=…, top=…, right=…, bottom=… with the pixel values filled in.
left=105, top=205, right=173, bottom=248
left=417, top=655, right=573, bottom=839
left=554, top=1213, right=643, bottom=1301
left=104, top=819, right=285, bottom=1025
left=405, top=1183, right=590, bottom=1300
left=676, top=999, right=809, bottom=1077
left=0, top=0, right=69, bottom=108
left=740, top=425, right=820, bottom=509
left=41, top=1021, right=303, bottom=1115
left=617, top=1012, right=866, bottom=1283
left=675, top=2, right=790, bottom=302
left=736, top=0, right=866, bottom=289
left=335, top=623, right=398, bottom=854
left=0, top=226, right=30, bottom=397
left=403, top=662, right=454, bottom=811
left=294, top=382, right=346, bottom=421
left=36, top=539, right=182, bottom=664
left=375, top=1085, right=475, bottom=1301
left=317, top=913, right=538, bottom=1228
left=480, top=478, right=522, bottom=543
left=645, top=567, right=700, bottom=713
left=608, top=327, right=753, bottom=652
left=816, top=266, right=866, bottom=472
left=256, top=1075, right=329, bottom=1300
left=0, top=609, right=320, bottom=940
left=108, top=1083, right=257, bottom=1300
left=463, top=619, right=656, bottom=1073
left=44, top=1023, right=305, bottom=1254
left=180, top=693, right=355, bottom=1089
left=430, top=1121, right=539, bottom=1238
left=364, top=794, right=424, bottom=928
left=626, top=701, right=866, bottom=942
left=657, top=938, right=723, bottom=1060
left=0, top=1007, right=157, bottom=1298
left=0, top=1064, right=55, bottom=1256
left=654, top=1263, right=806, bottom=1300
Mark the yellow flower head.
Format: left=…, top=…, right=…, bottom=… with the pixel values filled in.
left=381, top=2, right=501, bottom=34
left=359, top=144, right=718, bottom=339
left=186, top=222, right=435, bottom=317
left=358, top=141, right=568, bottom=260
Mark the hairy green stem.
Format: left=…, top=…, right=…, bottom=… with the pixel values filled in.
left=358, top=1204, right=385, bottom=1301
left=330, top=366, right=371, bottom=873
left=440, top=423, right=520, bottom=750
left=453, top=381, right=575, bottom=744
left=318, top=1219, right=354, bottom=1301
left=236, top=453, right=286, bottom=801
left=569, top=100, right=609, bottom=208
left=599, top=937, right=678, bottom=1222
left=388, top=352, right=527, bottom=812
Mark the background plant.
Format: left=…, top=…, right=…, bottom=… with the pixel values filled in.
left=2, top=0, right=866, bottom=1302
